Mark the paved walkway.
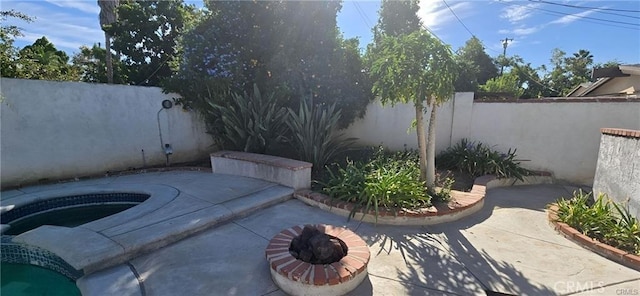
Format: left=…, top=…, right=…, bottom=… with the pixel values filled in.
left=3, top=172, right=640, bottom=295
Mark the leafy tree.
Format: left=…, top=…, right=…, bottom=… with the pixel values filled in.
left=5, top=37, right=79, bottom=81
left=477, top=54, right=556, bottom=99
left=106, top=0, right=199, bottom=86
left=454, top=36, right=498, bottom=91
left=565, top=49, right=593, bottom=87
left=594, top=60, right=621, bottom=69
left=367, top=0, right=421, bottom=62
left=479, top=71, right=524, bottom=99
left=373, top=0, right=421, bottom=38
left=170, top=1, right=371, bottom=128
left=543, top=48, right=594, bottom=96
left=72, top=44, right=127, bottom=83
left=369, top=30, right=457, bottom=189
left=511, top=62, right=548, bottom=99
left=1, top=10, right=32, bottom=78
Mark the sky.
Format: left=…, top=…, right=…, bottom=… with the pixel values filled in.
left=3, top=0, right=640, bottom=72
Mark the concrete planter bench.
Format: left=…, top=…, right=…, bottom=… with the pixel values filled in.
left=211, top=151, right=312, bottom=190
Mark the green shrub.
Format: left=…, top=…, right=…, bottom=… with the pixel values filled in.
left=203, top=84, right=288, bottom=153
left=555, top=191, right=640, bottom=255
left=437, top=138, right=530, bottom=180
left=321, top=148, right=434, bottom=221
left=286, top=97, right=355, bottom=173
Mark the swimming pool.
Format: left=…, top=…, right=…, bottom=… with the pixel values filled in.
left=1, top=192, right=150, bottom=235
left=0, top=192, right=151, bottom=293
left=1, top=235, right=83, bottom=296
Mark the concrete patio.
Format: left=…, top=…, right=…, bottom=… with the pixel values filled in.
left=3, top=171, right=639, bottom=295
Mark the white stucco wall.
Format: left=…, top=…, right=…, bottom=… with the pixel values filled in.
left=1, top=78, right=214, bottom=187
left=344, top=94, right=640, bottom=185
left=343, top=93, right=468, bottom=153
left=593, top=131, right=640, bottom=219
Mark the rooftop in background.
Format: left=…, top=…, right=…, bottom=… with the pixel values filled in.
left=566, top=65, right=640, bottom=97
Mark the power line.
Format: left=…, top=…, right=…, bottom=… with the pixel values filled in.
left=529, top=0, right=640, bottom=13
left=352, top=1, right=372, bottom=30
left=496, top=1, right=639, bottom=31
left=353, top=2, right=374, bottom=29
left=421, top=23, right=447, bottom=46
left=512, top=63, right=561, bottom=95
left=533, top=6, right=639, bottom=27
left=442, top=0, right=475, bottom=37
left=542, top=6, right=640, bottom=21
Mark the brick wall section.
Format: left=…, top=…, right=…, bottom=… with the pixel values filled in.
left=600, top=128, right=640, bottom=138
left=547, top=205, right=640, bottom=271
left=265, top=224, right=370, bottom=286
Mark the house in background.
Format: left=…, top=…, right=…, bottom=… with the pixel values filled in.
left=566, top=64, right=640, bottom=97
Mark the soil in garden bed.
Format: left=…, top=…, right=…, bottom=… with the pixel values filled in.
left=436, top=169, right=474, bottom=192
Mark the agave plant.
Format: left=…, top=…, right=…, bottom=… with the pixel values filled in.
left=286, top=97, right=355, bottom=173
left=204, top=84, right=288, bottom=153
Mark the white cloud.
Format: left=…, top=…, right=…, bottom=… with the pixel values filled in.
left=2, top=1, right=103, bottom=53
left=418, top=0, right=473, bottom=31
left=500, top=3, right=539, bottom=23
left=497, top=25, right=541, bottom=37
left=512, top=27, right=539, bottom=35
left=16, top=32, right=89, bottom=52
left=44, top=0, right=100, bottom=15
left=549, top=9, right=599, bottom=25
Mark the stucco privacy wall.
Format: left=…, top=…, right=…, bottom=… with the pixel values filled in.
left=592, top=129, right=640, bottom=219
left=1, top=78, right=213, bottom=187
left=344, top=94, right=640, bottom=184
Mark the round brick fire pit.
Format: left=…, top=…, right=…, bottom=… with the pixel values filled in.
left=265, top=224, right=370, bottom=295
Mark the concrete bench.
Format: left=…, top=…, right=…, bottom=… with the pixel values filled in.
left=210, top=151, right=312, bottom=190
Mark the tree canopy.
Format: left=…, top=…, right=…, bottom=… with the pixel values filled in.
left=72, top=44, right=128, bottom=83
left=454, top=36, right=498, bottom=91
left=104, top=0, right=198, bottom=86
left=167, top=1, right=371, bottom=128
left=2, top=34, right=79, bottom=81
left=374, top=0, right=421, bottom=38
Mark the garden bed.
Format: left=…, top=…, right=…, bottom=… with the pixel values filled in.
left=547, top=204, right=640, bottom=271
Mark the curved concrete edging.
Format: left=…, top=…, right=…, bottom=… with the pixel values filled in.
left=7, top=184, right=180, bottom=273
left=547, top=204, right=640, bottom=271
left=295, top=173, right=554, bottom=226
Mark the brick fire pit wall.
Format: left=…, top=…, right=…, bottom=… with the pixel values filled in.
left=265, top=224, right=370, bottom=296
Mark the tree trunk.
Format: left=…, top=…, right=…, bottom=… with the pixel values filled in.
left=425, top=97, right=437, bottom=189
left=98, top=0, right=119, bottom=84
left=105, top=33, right=113, bottom=84
left=415, top=100, right=427, bottom=182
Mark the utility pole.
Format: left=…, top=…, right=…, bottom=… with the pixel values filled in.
left=500, top=37, right=513, bottom=75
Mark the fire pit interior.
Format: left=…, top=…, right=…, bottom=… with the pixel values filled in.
left=289, top=225, right=348, bottom=264
left=266, top=224, right=370, bottom=296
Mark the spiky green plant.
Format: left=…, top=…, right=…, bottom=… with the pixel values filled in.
left=205, top=84, right=288, bottom=153
left=286, top=97, right=355, bottom=173
left=437, top=138, right=530, bottom=180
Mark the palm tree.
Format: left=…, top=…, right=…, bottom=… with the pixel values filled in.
left=98, top=0, right=119, bottom=84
